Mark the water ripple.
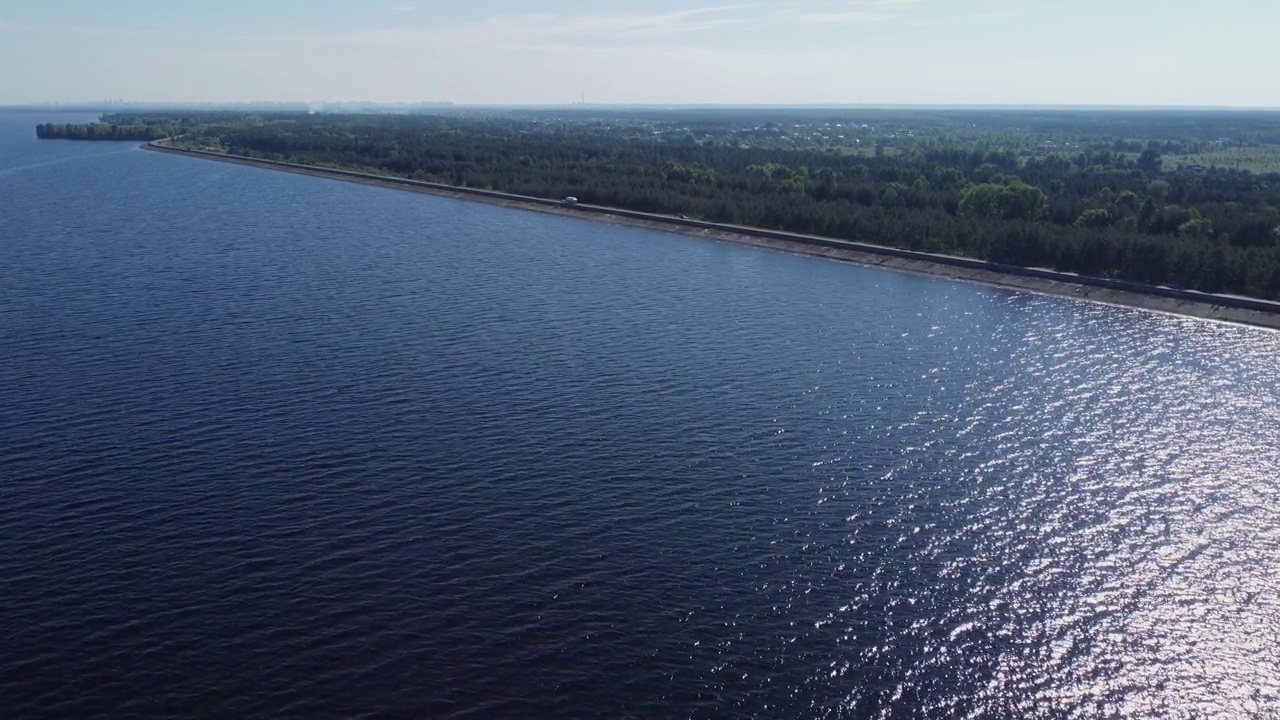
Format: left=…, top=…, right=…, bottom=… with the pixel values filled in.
left=1, top=113, right=1278, bottom=718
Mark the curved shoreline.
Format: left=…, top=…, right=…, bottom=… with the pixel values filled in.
left=142, top=142, right=1280, bottom=331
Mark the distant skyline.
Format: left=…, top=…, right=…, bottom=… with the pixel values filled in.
left=3, top=0, right=1279, bottom=107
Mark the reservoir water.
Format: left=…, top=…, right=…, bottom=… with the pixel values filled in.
left=2, top=112, right=1278, bottom=718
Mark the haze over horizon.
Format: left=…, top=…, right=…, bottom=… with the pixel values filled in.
left=2, top=0, right=1278, bottom=107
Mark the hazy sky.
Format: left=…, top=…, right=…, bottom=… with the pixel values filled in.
left=2, top=0, right=1277, bottom=106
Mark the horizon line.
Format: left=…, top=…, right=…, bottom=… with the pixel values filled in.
left=6, top=101, right=1280, bottom=112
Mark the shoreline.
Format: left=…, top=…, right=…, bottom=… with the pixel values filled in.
left=142, top=142, right=1280, bottom=331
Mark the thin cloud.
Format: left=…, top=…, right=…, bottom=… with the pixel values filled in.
left=797, top=11, right=894, bottom=24
left=239, top=3, right=932, bottom=53
left=0, top=20, right=163, bottom=37
left=250, top=5, right=761, bottom=47
left=503, top=7, right=759, bottom=38
left=794, top=0, right=922, bottom=24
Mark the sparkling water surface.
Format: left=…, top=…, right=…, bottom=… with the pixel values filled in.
left=2, top=113, right=1278, bottom=719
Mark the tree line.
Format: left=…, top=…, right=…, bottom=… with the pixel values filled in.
left=39, top=110, right=1280, bottom=299
left=36, top=122, right=177, bottom=141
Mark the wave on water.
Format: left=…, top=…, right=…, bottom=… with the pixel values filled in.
left=1, top=120, right=1278, bottom=719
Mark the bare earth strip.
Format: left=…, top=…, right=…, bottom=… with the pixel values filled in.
left=142, top=143, right=1280, bottom=332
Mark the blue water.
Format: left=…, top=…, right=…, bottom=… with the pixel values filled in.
left=2, top=112, right=1279, bottom=719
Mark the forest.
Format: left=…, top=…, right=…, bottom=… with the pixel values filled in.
left=39, top=108, right=1280, bottom=299
left=36, top=121, right=180, bottom=141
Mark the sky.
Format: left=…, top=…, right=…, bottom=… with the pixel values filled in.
left=1, top=0, right=1278, bottom=107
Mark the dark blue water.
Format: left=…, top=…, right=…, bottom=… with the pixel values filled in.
left=2, top=112, right=1278, bottom=719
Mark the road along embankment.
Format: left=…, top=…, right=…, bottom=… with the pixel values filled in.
left=143, top=142, right=1280, bottom=331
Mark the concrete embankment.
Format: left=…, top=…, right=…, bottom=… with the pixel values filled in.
left=142, top=142, right=1280, bottom=331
